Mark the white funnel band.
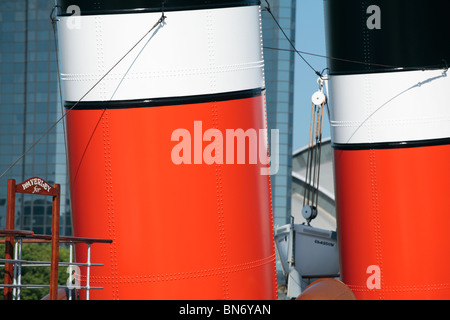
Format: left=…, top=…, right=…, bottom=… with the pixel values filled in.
left=328, top=68, right=450, bottom=148
left=57, top=5, right=265, bottom=103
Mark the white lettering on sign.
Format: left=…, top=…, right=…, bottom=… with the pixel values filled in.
left=21, top=178, right=52, bottom=194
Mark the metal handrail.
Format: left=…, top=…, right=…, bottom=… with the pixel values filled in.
left=0, top=260, right=104, bottom=267
left=1, top=230, right=112, bottom=300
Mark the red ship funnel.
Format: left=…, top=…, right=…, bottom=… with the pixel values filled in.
left=56, top=0, right=277, bottom=299
left=324, top=0, right=450, bottom=299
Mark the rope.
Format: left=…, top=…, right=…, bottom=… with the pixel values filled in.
left=302, top=99, right=325, bottom=217
left=303, top=103, right=314, bottom=208
left=263, top=46, right=401, bottom=70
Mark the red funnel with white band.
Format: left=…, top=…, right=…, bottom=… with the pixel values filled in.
left=325, top=0, right=450, bottom=299
left=56, top=0, right=277, bottom=300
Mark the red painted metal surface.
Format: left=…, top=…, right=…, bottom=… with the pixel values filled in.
left=67, top=95, right=277, bottom=299
left=334, top=145, right=450, bottom=299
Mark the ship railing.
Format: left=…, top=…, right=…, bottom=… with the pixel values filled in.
left=0, top=230, right=112, bottom=300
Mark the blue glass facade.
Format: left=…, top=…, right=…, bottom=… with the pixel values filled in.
left=0, top=0, right=71, bottom=235
left=262, top=0, right=296, bottom=227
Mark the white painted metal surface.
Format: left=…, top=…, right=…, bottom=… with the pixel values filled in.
left=57, top=6, right=265, bottom=102
left=327, top=68, right=450, bottom=144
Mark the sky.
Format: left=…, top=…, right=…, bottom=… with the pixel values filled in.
left=293, top=0, right=329, bottom=151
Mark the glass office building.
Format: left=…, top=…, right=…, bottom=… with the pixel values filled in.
left=0, top=0, right=71, bottom=235
left=262, top=0, right=296, bottom=227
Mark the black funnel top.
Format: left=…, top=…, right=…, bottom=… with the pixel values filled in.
left=324, top=0, right=450, bottom=74
left=56, top=0, right=260, bottom=16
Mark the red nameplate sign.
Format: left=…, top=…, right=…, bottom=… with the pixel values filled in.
left=15, top=177, right=58, bottom=196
